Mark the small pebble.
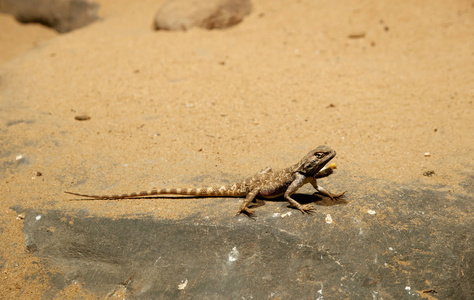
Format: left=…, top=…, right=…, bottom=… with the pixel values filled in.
left=348, top=31, right=366, bottom=39
left=423, top=170, right=435, bottom=177
left=424, top=152, right=430, bottom=157
left=178, top=279, right=188, bottom=290
left=75, top=115, right=91, bottom=121
left=325, top=214, right=333, bottom=224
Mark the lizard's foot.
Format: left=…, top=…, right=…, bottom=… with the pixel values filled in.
left=329, top=191, right=346, bottom=201
left=295, top=204, right=315, bottom=214
left=237, top=207, right=255, bottom=217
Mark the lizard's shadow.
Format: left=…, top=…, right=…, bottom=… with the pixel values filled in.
left=68, top=194, right=349, bottom=208
left=254, top=193, right=348, bottom=208
left=67, top=194, right=347, bottom=217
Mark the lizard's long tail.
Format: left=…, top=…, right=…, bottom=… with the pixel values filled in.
left=65, top=185, right=245, bottom=200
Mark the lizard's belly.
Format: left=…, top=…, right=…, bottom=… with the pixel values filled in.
left=258, top=183, right=291, bottom=198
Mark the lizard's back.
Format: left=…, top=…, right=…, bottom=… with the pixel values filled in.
left=238, top=167, right=297, bottom=198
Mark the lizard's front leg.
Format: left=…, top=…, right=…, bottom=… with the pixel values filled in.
left=314, top=166, right=333, bottom=178
left=237, top=188, right=260, bottom=216
left=309, top=177, right=345, bottom=200
left=259, top=167, right=272, bottom=174
left=284, top=173, right=315, bottom=214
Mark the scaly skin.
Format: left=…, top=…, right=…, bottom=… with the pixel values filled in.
left=65, top=145, right=345, bottom=216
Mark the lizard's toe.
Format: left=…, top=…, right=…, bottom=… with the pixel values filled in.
left=330, top=191, right=346, bottom=200
left=298, top=204, right=315, bottom=214
left=237, top=207, right=255, bottom=217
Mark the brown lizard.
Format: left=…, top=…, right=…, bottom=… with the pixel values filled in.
left=65, top=145, right=345, bottom=216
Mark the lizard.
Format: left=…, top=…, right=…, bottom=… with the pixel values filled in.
left=65, top=145, right=345, bottom=216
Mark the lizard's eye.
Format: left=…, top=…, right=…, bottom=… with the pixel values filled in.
left=315, top=152, right=323, bottom=159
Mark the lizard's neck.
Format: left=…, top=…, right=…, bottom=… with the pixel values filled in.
left=287, top=163, right=301, bottom=174
left=293, top=160, right=327, bottom=177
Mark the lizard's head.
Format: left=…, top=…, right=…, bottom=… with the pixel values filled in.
left=296, top=145, right=336, bottom=175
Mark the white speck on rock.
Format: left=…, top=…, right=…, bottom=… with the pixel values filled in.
left=178, top=279, right=188, bottom=290
left=325, top=214, right=333, bottom=224
left=228, top=246, right=239, bottom=262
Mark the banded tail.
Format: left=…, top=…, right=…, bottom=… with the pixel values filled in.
left=65, top=184, right=244, bottom=200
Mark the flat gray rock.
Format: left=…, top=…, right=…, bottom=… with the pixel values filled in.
left=154, top=0, right=251, bottom=30
left=15, top=179, right=474, bottom=299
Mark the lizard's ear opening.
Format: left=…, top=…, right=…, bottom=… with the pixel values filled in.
left=297, top=158, right=314, bottom=174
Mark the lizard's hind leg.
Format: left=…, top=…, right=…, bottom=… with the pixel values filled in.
left=237, top=188, right=260, bottom=216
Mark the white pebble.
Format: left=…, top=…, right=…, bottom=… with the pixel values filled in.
left=228, top=246, right=239, bottom=262
left=325, top=214, right=333, bottom=224
left=178, top=279, right=188, bottom=290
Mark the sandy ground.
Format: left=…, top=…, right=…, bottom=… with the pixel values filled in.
left=0, top=0, right=473, bottom=298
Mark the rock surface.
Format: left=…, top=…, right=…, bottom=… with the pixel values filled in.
left=17, top=183, right=474, bottom=299
left=154, top=0, right=251, bottom=30
left=0, top=0, right=99, bottom=33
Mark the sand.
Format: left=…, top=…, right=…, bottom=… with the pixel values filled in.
left=0, top=0, right=473, bottom=298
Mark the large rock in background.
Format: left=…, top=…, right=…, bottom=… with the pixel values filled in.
left=154, top=0, right=251, bottom=30
left=0, top=0, right=99, bottom=33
